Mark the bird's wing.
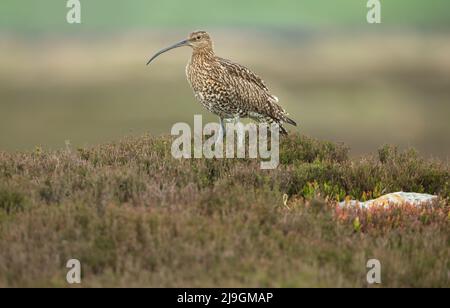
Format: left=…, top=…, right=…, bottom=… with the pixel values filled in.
left=217, top=57, right=270, bottom=93
left=216, top=57, right=296, bottom=129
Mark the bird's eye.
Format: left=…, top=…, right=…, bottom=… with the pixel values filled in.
left=196, top=36, right=201, bottom=40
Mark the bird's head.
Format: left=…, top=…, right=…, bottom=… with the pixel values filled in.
left=147, top=31, right=212, bottom=65
left=187, top=31, right=212, bottom=49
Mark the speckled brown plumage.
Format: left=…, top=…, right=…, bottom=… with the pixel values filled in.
left=148, top=31, right=297, bottom=134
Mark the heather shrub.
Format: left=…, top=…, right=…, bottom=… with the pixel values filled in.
left=0, top=134, right=447, bottom=287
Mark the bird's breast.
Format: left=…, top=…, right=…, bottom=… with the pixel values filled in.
left=186, top=62, right=219, bottom=96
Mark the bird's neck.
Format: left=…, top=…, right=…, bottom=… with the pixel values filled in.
left=191, top=46, right=215, bottom=64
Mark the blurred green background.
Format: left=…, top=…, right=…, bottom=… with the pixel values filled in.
left=0, top=0, right=449, bottom=158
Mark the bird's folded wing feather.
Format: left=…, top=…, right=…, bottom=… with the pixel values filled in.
left=216, top=56, right=295, bottom=128
left=217, top=57, right=270, bottom=93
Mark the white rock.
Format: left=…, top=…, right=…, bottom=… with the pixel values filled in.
left=339, top=192, right=438, bottom=209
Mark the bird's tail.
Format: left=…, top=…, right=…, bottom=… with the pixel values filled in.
left=268, top=96, right=297, bottom=128
left=284, top=116, right=297, bottom=127
left=279, top=124, right=288, bottom=135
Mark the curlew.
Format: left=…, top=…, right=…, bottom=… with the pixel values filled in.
left=147, top=31, right=297, bottom=135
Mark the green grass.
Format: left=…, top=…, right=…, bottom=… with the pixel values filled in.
left=0, top=134, right=448, bottom=287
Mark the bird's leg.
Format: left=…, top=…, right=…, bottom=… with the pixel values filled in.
left=214, top=117, right=225, bottom=147
left=219, top=117, right=226, bottom=138
left=235, top=116, right=245, bottom=148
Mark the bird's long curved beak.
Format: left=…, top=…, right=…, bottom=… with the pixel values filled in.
left=146, top=39, right=190, bottom=65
